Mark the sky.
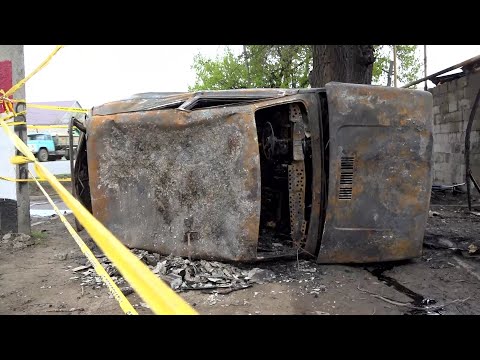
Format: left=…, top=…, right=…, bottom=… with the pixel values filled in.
left=23, top=45, right=480, bottom=110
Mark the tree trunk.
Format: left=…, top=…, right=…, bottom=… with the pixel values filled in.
left=309, top=45, right=375, bottom=87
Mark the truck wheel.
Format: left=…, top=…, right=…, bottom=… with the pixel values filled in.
left=65, top=149, right=77, bottom=161
left=37, top=148, right=49, bottom=162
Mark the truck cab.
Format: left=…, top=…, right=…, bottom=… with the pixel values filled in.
left=27, top=132, right=56, bottom=162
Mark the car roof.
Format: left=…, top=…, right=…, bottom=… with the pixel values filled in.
left=93, top=88, right=326, bottom=116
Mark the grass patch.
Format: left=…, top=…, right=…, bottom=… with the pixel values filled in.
left=31, top=230, right=48, bottom=239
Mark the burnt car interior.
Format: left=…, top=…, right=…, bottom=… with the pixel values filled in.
left=255, top=103, right=314, bottom=256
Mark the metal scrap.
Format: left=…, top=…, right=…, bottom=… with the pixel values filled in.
left=72, top=265, right=92, bottom=272
left=73, top=249, right=274, bottom=294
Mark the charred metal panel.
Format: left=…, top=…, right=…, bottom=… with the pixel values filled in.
left=288, top=104, right=306, bottom=245
left=73, top=131, right=91, bottom=232
left=87, top=107, right=261, bottom=261
left=318, top=82, right=433, bottom=263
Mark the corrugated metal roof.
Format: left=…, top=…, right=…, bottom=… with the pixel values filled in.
left=27, top=100, right=83, bottom=125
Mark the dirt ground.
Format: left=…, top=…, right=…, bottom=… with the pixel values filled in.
left=1, top=189, right=480, bottom=315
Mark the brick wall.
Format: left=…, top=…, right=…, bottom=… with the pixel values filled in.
left=431, top=71, right=480, bottom=186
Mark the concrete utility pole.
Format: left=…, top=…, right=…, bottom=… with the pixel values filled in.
left=0, top=45, right=30, bottom=235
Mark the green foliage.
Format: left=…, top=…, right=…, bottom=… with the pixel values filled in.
left=190, top=45, right=421, bottom=90
left=372, top=45, right=422, bottom=86
left=246, top=45, right=312, bottom=88
left=189, top=47, right=249, bottom=91
left=189, top=45, right=311, bottom=91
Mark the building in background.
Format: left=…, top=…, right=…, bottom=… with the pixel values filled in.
left=28, top=100, right=85, bottom=136
left=430, top=58, right=480, bottom=186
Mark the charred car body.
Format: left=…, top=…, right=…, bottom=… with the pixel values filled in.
left=73, top=82, right=433, bottom=263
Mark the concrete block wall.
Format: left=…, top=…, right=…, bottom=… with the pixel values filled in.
left=431, top=71, right=480, bottom=185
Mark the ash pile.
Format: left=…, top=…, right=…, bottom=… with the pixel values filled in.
left=73, top=249, right=277, bottom=295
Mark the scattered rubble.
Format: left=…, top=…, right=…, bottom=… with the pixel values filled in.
left=72, top=265, right=92, bottom=272
left=120, top=286, right=134, bottom=296
left=139, top=302, right=150, bottom=309
left=246, top=268, right=276, bottom=284
left=54, top=252, right=69, bottom=261
left=63, top=248, right=332, bottom=309
left=1, top=233, right=34, bottom=250
left=69, top=249, right=314, bottom=294
left=45, top=307, right=84, bottom=313
left=468, top=244, right=479, bottom=254
left=309, top=285, right=327, bottom=295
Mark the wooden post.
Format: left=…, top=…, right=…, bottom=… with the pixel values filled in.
left=243, top=45, right=251, bottom=87
left=424, top=45, right=428, bottom=91
left=387, top=60, right=394, bottom=87
left=393, top=45, right=398, bottom=88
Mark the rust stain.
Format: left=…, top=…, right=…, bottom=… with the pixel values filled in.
left=385, top=238, right=418, bottom=258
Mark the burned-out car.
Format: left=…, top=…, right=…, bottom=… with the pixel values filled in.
left=73, top=82, right=433, bottom=263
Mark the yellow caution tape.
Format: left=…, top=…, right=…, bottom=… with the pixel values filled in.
left=3, top=45, right=64, bottom=98
left=0, top=89, right=14, bottom=114
left=4, top=121, right=26, bottom=126
left=30, top=171, right=138, bottom=315
left=10, top=155, right=33, bottom=165
left=0, top=175, right=71, bottom=182
left=26, top=104, right=88, bottom=114
left=28, top=125, right=71, bottom=129
left=0, top=111, right=26, bottom=122
left=6, top=122, right=77, bottom=129
left=0, top=44, right=197, bottom=315
left=8, top=99, right=88, bottom=114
